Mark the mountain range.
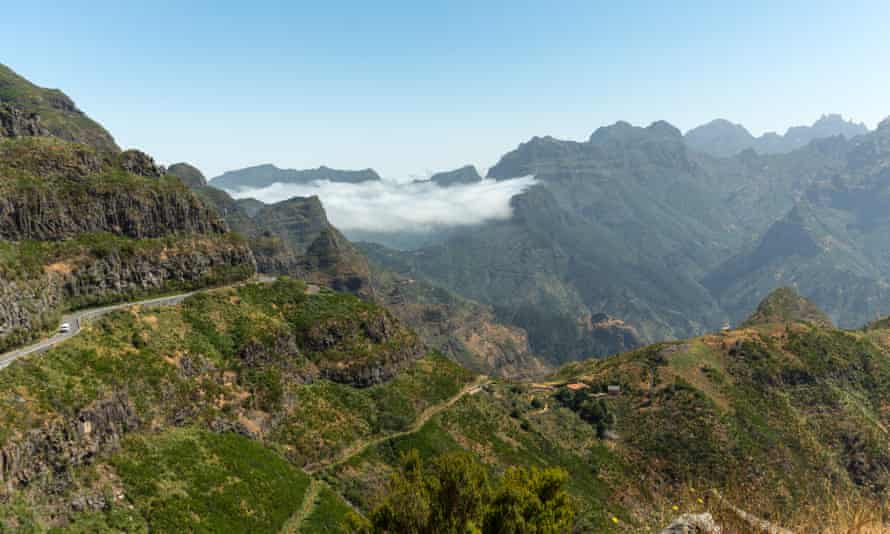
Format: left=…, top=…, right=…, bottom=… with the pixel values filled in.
left=685, top=113, right=869, bottom=157
left=204, top=112, right=887, bottom=369
left=210, top=164, right=381, bottom=190
left=2, top=62, right=890, bottom=532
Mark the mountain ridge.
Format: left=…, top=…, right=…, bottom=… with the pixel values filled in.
left=210, top=163, right=381, bottom=190
left=685, top=114, right=868, bottom=157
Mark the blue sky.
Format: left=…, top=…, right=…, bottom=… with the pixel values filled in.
left=3, top=1, right=888, bottom=178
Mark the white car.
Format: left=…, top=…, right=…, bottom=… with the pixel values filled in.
left=59, top=322, right=72, bottom=334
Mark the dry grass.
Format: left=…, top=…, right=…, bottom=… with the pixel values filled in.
left=637, top=482, right=889, bottom=533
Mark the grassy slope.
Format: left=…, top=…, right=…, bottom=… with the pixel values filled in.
left=0, top=64, right=118, bottom=152
left=2, top=278, right=889, bottom=531
left=0, top=279, right=473, bottom=531
left=325, top=315, right=890, bottom=532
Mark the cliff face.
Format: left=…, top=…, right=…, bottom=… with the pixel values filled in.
left=0, top=122, right=254, bottom=352
left=0, top=393, right=138, bottom=489
left=0, top=103, right=49, bottom=138
left=0, top=139, right=227, bottom=241
left=0, top=235, right=255, bottom=350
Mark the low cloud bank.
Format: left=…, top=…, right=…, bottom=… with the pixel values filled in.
left=226, top=176, right=537, bottom=234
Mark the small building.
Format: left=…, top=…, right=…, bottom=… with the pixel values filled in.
left=607, top=385, right=621, bottom=396
left=720, top=321, right=731, bottom=332
left=566, top=383, right=588, bottom=391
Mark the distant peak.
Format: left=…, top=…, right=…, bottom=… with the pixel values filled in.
left=743, top=287, right=833, bottom=327
left=422, top=165, right=483, bottom=187
left=646, top=120, right=682, bottom=138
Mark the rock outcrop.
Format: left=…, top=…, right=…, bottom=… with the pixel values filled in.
left=118, top=149, right=164, bottom=178
left=167, top=162, right=207, bottom=188
left=0, top=237, right=256, bottom=348
left=301, top=305, right=424, bottom=387
left=660, top=513, right=721, bottom=534
left=0, top=393, right=139, bottom=489
left=0, top=103, right=49, bottom=138
left=0, top=185, right=228, bottom=241
left=0, top=139, right=228, bottom=241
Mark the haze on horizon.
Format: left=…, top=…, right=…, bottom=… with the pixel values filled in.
left=2, top=1, right=888, bottom=179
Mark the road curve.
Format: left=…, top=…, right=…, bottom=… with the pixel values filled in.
left=0, top=275, right=278, bottom=370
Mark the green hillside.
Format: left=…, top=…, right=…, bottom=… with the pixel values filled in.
left=0, top=64, right=118, bottom=152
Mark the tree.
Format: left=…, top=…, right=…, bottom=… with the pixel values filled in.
left=354, top=450, right=575, bottom=533
left=484, top=467, right=574, bottom=534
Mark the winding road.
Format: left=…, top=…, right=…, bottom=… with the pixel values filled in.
left=0, top=275, right=277, bottom=370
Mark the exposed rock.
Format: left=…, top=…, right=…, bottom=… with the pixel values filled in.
left=0, top=182, right=229, bottom=241
left=235, top=198, right=265, bottom=217
left=118, top=149, right=164, bottom=178
left=167, top=162, right=207, bottom=188
left=69, top=493, right=109, bottom=512
left=0, top=103, right=49, bottom=138
left=0, top=393, right=139, bottom=489
left=302, top=307, right=424, bottom=387
left=297, top=228, right=373, bottom=298
left=0, top=239, right=256, bottom=349
left=208, top=419, right=257, bottom=439
left=660, top=513, right=722, bottom=534
left=589, top=313, right=643, bottom=355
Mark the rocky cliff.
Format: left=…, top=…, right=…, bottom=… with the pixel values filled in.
left=0, top=102, right=49, bottom=138
left=0, top=393, right=139, bottom=489
left=0, top=140, right=226, bottom=241
left=0, top=77, right=255, bottom=352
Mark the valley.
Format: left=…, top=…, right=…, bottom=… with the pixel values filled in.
left=1, top=41, right=889, bottom=534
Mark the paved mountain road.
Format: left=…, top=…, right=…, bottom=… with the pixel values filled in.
left=0, top=276, right=277, bottom=370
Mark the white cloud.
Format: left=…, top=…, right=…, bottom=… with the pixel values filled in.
left=225, top=177, right=537, bottom=234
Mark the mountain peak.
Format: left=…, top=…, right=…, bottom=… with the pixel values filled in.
left=420, top=165, right=483, bottom=187
left=686, top=114, right=868, bottom=157
left=646, top=120, right=683, bottom=138
left=210, top=164, right=381, bottom=190
left=167, top=162, right=207, bottom=188
left=0, top=63, right=119, bottom=152
left=588, top=120, right=682, bottom=144
left=743, top=287, right=833, bottom=327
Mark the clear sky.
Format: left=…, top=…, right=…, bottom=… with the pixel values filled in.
left=3, top=1, right=888, bottom=179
